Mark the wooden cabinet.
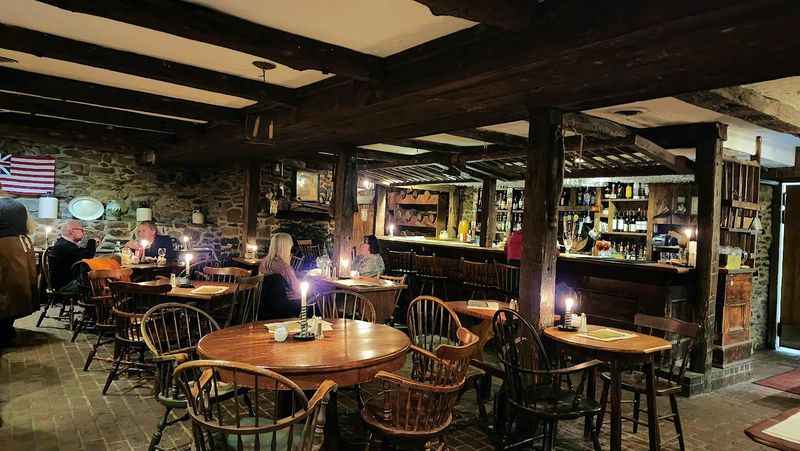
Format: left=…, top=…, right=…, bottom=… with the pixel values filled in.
left=713, top=269, right=753, bottom=367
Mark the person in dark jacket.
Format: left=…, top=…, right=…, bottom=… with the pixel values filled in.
left=0, top=198, right=37, bottom=346
left=124, top=221, right=177, bottom=261
left=49, top=220, right=98, bottom=292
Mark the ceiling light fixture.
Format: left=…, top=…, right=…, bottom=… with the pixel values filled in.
left=244, top=61, right=279, bottom=144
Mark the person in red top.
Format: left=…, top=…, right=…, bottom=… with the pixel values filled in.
left=504, top=229, right=523, bottom=266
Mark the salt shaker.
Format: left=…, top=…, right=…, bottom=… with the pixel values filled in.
left=509, top=299, right=519, bottom=311
left=315, top=320, right=324, bottom=339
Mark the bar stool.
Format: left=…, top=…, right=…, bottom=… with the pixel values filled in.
left=385, top=250, right=416, bottom=278
left=414, top=254, right=449, bottom=299
left=460, top=258, right=497, bottom=300
left=495, top=262, right=520, bottom=300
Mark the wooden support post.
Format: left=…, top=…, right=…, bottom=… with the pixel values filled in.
left=374, top=184, right=387, bottom=237
left=242, top=163, right=260, bottom=254
left=478, top=177, right=497, bottom=248
left=333, top=147, right=357, bottom=273
left=692, top=122, right=727, bottom=373
left=519, top=108, right=564, bottom=329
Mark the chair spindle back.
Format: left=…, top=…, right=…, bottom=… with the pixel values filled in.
left=311, top=290, right=376, bottom=323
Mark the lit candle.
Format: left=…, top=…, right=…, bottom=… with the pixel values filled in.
left=300, top=280, right=309, bottom=310
left=349, top=270, right=359, bottom=279
left=683, top=228, right=693, bottom=241
left=182, top=235, right=190, bottom=250
left=565, top=297, right=575, bottom=328
left=184, top=253, right=193, bottom=277
left=388, top=224, right=395, bottom=236
left=341, top=258, right=350, bottom=276
left=565, top=297, right=574, bottom=314
left=139, top=239, right=150, bottom=260
left=44, top=226, right=52, bottom=247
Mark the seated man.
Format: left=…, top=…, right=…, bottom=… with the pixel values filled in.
left=124, top=221, right=177, bottom=261
left=49, top=220, right=98, bottom=292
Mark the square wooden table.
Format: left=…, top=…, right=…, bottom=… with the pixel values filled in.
left=309, top=275, right=407, bottom=323
left=137, top=280, right=235, bottom=302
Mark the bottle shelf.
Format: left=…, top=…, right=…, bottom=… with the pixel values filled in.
left=602, top=231, right=647, bottom=237
left=603, top=198, right=649, bottom=203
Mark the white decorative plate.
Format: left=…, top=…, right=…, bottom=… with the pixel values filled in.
left=68, top=196, right=105, bottom=220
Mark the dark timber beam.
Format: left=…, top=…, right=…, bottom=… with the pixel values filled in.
left=415, top=0, right=534, bottom=31
left=38, top=0, right=382, bottom=81
left=692, top=122, right=727, bottom=376
left=0, top=92, right=197, bottom=133
left=0, top=68, right=238, bottom=123
left=565, top=166, right=675, bottom=179
left=449, top=128, right=528, bottom=148
left=241, top=163, right=260, bottom=254
left=0, top=112, right=173, bottom=153
left=389, top=139, right=473, bottom=154
left=677, top=86, right=800, bottom=137
left=0, top=25, right=296, bottom=107
left=333, top=147, right=358, bottom=273
left=519, top=107, right=562, bottom=329
left=640, top=123, right=730, bottom=149
left=478, top=177, right=497, bottom=247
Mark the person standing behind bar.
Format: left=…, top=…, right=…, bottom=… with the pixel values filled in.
left=0, top=199, right=37, bottom=346
left=354, top=235, right=385, bottom=277
left=505, top=229, right=523, bottom=266
left=124, top=221, right=177, bottom=260
left=50, top=220, right=98, bottom=293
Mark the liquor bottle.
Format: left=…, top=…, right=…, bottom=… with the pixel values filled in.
left=632, top=182, right=639, bottom=199
left=583, top=187, right=591, bottom=206
left=625, top=183, right=633, bottom=199
left=604, top=183, right=611, bottom=200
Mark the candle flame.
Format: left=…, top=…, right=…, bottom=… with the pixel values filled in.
left=300, top=281, right=309, bottom=298
left=565, top=297, right=575, bottom=312
left=184, top=253, right=193, bottom=263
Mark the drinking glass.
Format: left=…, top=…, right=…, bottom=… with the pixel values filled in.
left=158, top=248, right=166, bottom=258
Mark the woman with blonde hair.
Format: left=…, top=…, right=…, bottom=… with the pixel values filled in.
left=258, top=232, right=301, bottom=299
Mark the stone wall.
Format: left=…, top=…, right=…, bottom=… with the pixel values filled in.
left=460, top=187, right=479, bottom=225
left=1, top=139, right=334, bottom=259
left=751, top=183, right=775, bottom=350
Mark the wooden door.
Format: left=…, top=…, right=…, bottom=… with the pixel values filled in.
left=781, top=185, right=800, bottom=349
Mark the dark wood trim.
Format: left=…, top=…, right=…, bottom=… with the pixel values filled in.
left=414, top=0, right=534, bottom=31
left=767, top=183, right=782, bottom=349
left=242, top=163, right=260, bottom=253
left=0, top=112, right=173, bottom=153
left=478, top=177, right=497, bottom=248
left=640, top=122, right=729, bottom=150
left=627, top=135, right=693, bottom=174
left=0, top=67, right=238, bottom=122
left=333, top=147, right=357, bottom=272
left=692, top=122, right=726, bottom=374
left=519, top=107, right=563, bottom=329
left=0, top=24, right=296, bottom=107
left=38, top=0, right=382, bottom=81
left=0, top=91, right=198, bottom=133
left=448, top=128, right=528, bottom=148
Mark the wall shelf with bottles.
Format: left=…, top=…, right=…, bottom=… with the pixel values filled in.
left=386, top=188, right=448, bottom=237
left=602, top=231, right=647, bottom=237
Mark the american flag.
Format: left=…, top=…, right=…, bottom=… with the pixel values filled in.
left=0, top=154, right=56, bottom=196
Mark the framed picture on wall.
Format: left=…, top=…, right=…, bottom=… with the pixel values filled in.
left=296, top=170, right=319, bottom=202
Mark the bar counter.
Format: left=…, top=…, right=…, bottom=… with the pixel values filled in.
left=379, top=236, right=696, bottom=327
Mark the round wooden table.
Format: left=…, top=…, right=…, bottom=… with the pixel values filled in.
left=198, top=319, right=409, bottom=451
left=197, top=319, right=410, bottom=390
left=543, top=325, right=671, bottom=451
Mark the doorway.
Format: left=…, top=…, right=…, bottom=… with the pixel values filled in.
left=778, top=183, right=800, bottom=350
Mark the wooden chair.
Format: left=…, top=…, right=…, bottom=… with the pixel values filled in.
left=202, top=266, right=251, bottom=283
left=361, top=324, right=479, bottom=450
left=173, top=360, right=337, bottom=451
left=495, top=262, right=520, bottom=300
left=103, top=281, right=170, bottom=395
left=595, top=313, right=701, bottom=451
left=225, top=274, right=265, bottom=327
left=414, top=254, right=448, bottom=299
left=378, top=274, right=407, bottom=327
left=291, top=255, right=304, bottom=272
left=82, top=268, right=133, bottom=371
left=183, top=258, right=220, bottom=280
left=140, top=303, right=223, bottom=451
left=311, top=289, right=376, bottom=323
left=460, top=258, right=496, bottom=300
left=36, top=247, right=78, bottom=329
left=70, top=261, right=99, bottom=342
left=492, top=308, right=603, bottom=451
left=406, top=296, right=487, bottom=419
left=385, top=250, right=416, bottom=277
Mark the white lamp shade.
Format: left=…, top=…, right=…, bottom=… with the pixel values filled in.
left=38, top=196, right=58, bottom=219
left=136, top=207, right=153, bottom=221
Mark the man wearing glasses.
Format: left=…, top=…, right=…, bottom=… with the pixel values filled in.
left=49, top=220, right=98, bottom=293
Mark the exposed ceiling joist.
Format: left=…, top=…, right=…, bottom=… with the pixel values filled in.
left=0, top=24, right=297, bottom=107
left=388, top=139, right=478, bottom=154
left=0, top=91, right=197, bottom=133
left=414, top=0, right=534, bottom=31
left=0, top=112, right=173, bottom=153
left=0, top=67, right=238, bottom=122
left=639, top=122, right=729, bottom=149
left=565, top=166, right=677, bottom=179
left=449, top=128, right=528, bottom=148
left=37, top=0, right=383, bottom=81
left=626, top=135, right=693, bottom=174
left=677, top=86, right=800, bottom=137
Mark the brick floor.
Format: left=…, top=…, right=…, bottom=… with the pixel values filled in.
left=1, top=313, right=799, bottom=450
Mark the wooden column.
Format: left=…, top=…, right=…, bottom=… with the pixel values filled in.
left=478, top=177, right=497, bottom=247
left=241, top=163, right=260, bottom=254
left=333, top=147, right=357, bottom=272
left=374, top=184, right=387, bottom=236
left=692, top=122, right=727, bottom=373
left=519, top=108, right=564, bottom=329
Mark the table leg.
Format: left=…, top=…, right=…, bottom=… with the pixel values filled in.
left=610, top=360, right=622, bottom=451
left=323, top=390, right=341, bottom=451
left=584, top=364, right=597, bottom=438
left=644, top=361, right=662, bottom=451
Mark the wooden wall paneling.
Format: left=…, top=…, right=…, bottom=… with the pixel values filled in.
left=519, top=108, right=563, bottom=329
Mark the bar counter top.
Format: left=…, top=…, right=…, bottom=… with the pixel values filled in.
left=378, top=235, right=504, bottom=252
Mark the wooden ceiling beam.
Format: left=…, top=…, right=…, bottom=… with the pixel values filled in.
left=38, top=0, right=382, bottom=81
left=626, top=135, right=694, bottom=174
left=0, top=68, right=238, bottom=122
left=414, top=0, right=534, bottom=31
left=448, top=128, right=528, bottom=148
left=0, top=112, right=174, bottom=153
left=677, top=86, right=800, bottom=137
left=0, top=91, right=198, bottom=133
left=388, top=139, right=480, bottom=154
left=639, top=122, right=729, bottom=149
left=0, top=25, right=296, bottom=107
